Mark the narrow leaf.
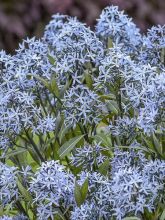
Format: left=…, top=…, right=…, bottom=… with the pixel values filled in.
left=98, top=159, right=109, bottom=175
left=58, top=135, right=84, bottom=158
left=2, top=148, right=27, bottom=159
left=95, top=133, right=112, bottom=147
left=152, top=133, right=162, bottom=155
left=17, top=180, right=32, bottom=202
left=48, top=54, right=56, bottom=65
left=81, top=178, right=88, bottom=201
left=50, top=77, right=59, bottom=97
left=31, top=74, right=49, bottom=89
left=106, top=100, right=119, bottom=115
left=84, top=71, right=93, bottom=89
left=160, top=209, right=165, bottom=220
left=59, top=124, right=72, bottom=144
left=74, top=181, right=83, bottom=207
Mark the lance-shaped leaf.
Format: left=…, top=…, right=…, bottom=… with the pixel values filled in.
left=17, top=180, right=33, bottom=202
left=74, top=179, right=88, bottom=207
left=48, top=54, right=56, bottom=65
left=84, top=70, right=93, bottom=89
left=50, top=76, right=59, bottom=97
left=94, top=133, right=112, bottom=147
left=152, top=133, right=162, bottom=156
left=160, top=209, right=165, bottom=220
left=59, top=124, right=72, bottom=144
left=98, top=159, right=109, bottom=175
left=106, top=100, right=119, bottom=115
left=58, top=135, right=84, bottom=158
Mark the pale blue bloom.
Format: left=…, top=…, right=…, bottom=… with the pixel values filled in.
left=29, top=160, right=75, bottom=219
left=96, top=5, right=142, bottom=54
left=0, top=163, right=18, bottom=207
left=139, top=25, right=165, bottom=69
left=0, top=215, right=28, bottom=220
left=70, top=143, right=108, bottom=171
left=0, top=216, right=13, bottom=220
left=44, top=14, right=72, bottom=46
left=47, top=18, right=104, bottom=85
left=33, top=114, right=56, bottom=134
left=63, top=85, right=103, bottom=127
left=72, top=149, right=165, bottom=220
left=71, top=202, right=99, bottom=220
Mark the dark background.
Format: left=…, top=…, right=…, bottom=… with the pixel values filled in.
left=0, top=0, right=165, bottom=53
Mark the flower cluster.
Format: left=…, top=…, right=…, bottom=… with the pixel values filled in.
left=95, top=46, right=165, bottom=133
left=0, top=37, right=57, bottom=154
left=29, top=160, right=75, bottom=219
left=44, top=14, right=70, bottom=47
left=70, top=143, right=108, bottom=171
left=71, top=149, right=165, bottom=220
left=139, top=25, right=165, bottom=69
left=44, top=16, right=104, bottom=86
left=63, top=85, right=103, bottom=127
left=94, top=46, right=133, bottom=93
left=0, top=163, right=18, bottom=207
left=109, top=116, right=138, bottom=144
left=0, top=5, right=164, bottom=220
left=96, top=5, right=142, bottom=54
left=123, top=65, right=165, bottom=133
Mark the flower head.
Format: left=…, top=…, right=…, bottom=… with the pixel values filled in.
left=96, top=5, right=142, bottom=54
left=0, top=163, right=18, bottom=207
left=63, top=85, right=103, bottom=127
left=30, top=160, right=75, bottom=219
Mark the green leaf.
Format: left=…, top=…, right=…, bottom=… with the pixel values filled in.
left=160, top=209, right=165, bottom=220
left=74, top=181, right=83, bottom=207
left=0, top=206, right=4, bottom=216
left=16, top=151, right=28, bottom=167
left=106, top=100, right=119, bottom=115
left=48, top=54, right=56, bottom=65
left=43, top=136, right=57, bottom=151
left=58, top=135, right=84, bottom=158
left=50, top=77, right=59, bottom=97
left=108, top=37, right=113, bottom=48
left=74, top=179, right=88, bottom=207
left=2, top=148, right=27, bottom=159
left=59, top=124, right=72, bottom=144
left=81, top=178, right=88, bottom=201
left=17, top=180, right=33, bottom=202
left=54, top=213, right=65, bottom=220
left=84, top=71, right=93, bottom=89
left=59, top=81, right=70, bottom=98
left=96, top=122, right=109, bottom=135
left=161, top=48, right=165, bottom=65
left=100, top=94, right=116, bottom=100
left=31, top=74, right=49, bottom=89
left=55, top=113, right=62, bottom=133
left=152, top=133, right=162, bottom=155
left=98, top=159, right=109, bottom=175
left=94, top=133, right=112, bottom=147
left=142, top=135, right=154, bottom=150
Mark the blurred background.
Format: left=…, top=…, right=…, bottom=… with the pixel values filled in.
left=0, top=0, right=165, bottom=53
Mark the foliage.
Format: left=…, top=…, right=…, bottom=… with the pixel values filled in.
left=0, top=5, right=165, bottom=220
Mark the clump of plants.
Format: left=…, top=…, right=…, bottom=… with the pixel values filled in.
left=0, top=5, right=165, bottom=220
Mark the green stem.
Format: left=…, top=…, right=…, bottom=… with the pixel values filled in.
left=16, top=201, right=28, bottom=217
left=78, top=123, right=90, bottom=143
left=24, top=129, right=45, bottom=162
